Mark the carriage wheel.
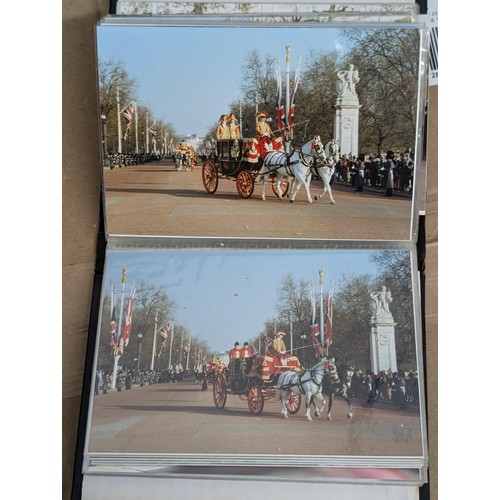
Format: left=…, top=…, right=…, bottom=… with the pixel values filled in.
left=236, top=170, right=254, bottom=198
left=271, top=176, right=289, bottom=198
left=202, top=160, right=219, bottom=194
left=285, top=392, right=301, bottom=415
left=247, top=385, right=264, bottom=415
left=213, top=374, right=227, bottom=409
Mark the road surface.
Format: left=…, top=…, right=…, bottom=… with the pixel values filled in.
left=103, top=159, right=413, bottom=240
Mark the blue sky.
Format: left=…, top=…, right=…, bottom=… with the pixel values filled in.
left=96, top=25, right=350, bottom=137
left=101, top=248, right=405, bottom=352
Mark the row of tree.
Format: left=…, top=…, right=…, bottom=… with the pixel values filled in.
left=97, top=250, right=417, bottom=374
left=98, top=60, right=181, bottom=155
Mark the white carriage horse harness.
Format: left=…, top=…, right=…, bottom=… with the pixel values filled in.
left=279, top=361, right=326, bottom=395
left=263, top=140, right=326, bottom=176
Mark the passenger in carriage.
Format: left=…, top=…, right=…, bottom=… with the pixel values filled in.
left=228, top=113, right=241, bottom=140
left=216, top=114, right=231, bottom=140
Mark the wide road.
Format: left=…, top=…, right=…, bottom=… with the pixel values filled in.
left=103, top=159, right=413, bottom=240
left=88, top=379, right=423, bottom=457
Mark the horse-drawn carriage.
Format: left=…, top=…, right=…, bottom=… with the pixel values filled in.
left=212, top=353, right=302, bottom=415
left=202, top=136, right=338, bottom=204
left=202, top=138, right=290, bottom=199
left=200, top=358, right=226, bottom=391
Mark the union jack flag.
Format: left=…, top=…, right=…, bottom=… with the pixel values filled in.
left=122, top=104, right=134, bottom=140
left=120, top=285, right=135, bottom=349
left=157, top=321, right=172, bottom=357
left=109, top=285, right=118, bottom=350
left=158, top=321, right=171, bottom=342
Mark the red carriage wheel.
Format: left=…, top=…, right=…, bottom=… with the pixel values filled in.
left=236, top=170, right=254, bottom=198
left=271, top=175, right=289, bottom=198
left=202, top=160, right=219, bottom=194
left=213, top=374, right=227, bottom=409
left=285, top=392, right=301, bottom=415
left=247, top=385, right=264, bottom=415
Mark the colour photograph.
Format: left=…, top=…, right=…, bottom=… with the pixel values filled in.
left=86, top=247, right=426, bottom=470
left=97, top=24, right=424, bottom=240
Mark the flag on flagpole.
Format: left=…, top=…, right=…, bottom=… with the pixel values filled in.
left=310, top=283, right=321, bottom=353
left=120, top=285, right=135, bottom=349
left=158, top=321, right=171, bottom=342
left=157, top=321, right=172, bottom=357
left=122, top=104, right=134, bottom=140
left=275, top=63, right=286, bottom=134
left=324, top=282, right=334, bottom=347
left=150, top=121, right=157, bottom=150
left=109, top=285, right=118, bottom=351
left=289, top=58, right=301, bottom=127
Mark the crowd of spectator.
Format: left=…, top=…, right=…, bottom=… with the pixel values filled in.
left=103, top=152, right=163, bottom=169
left=94, top=367, right=190, bottom=395
left=331, top=149, right=415, bottom=195
left=343, top=367, right=420, bottom=410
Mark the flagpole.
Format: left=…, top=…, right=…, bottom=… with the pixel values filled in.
left=150, top=307, right=158, bottom=371
left=239, top=100, right=243, bottom=133
left=168, top=323, right=174, bottom=370
left=180, top=330, right=184, bottom=370
left=319, top=270, right=325, bottom=347
left=255, top=91, right=258, bottom=123
left=290, top=309, right=293, bottom=354
left=285, top=44, right=291, bottom=142
left=116, top=83, right=122, bottom=154
left=134, top=101, right=139, bottom=154
left=186, top=338, right=191, bottom=371
left=112, top=268, right=127, bottom=389
left=146, top=108, right=149, bottom=154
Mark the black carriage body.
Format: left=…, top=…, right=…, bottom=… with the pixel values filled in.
left=216, top=139, right=262, bottom=176
left=202, top=139, right=289, bottom=199
left=212, top=357, right=301, bottom=415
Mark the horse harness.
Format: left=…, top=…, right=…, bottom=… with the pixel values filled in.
left=281, top=364, right=325, bottom=395
left=263, top=141, right=325, bottom=177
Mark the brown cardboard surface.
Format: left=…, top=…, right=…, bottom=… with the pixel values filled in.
left=62, top=1, right=108, bottom=498
left=61, top=3, right=437, bottom=499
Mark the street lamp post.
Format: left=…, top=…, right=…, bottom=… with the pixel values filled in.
left=101, top=113, right=107, bottom=155
left=137, top=333, right=143, bottom=370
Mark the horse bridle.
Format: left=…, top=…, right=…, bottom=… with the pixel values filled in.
left=298, top=140, right=326, bottom=167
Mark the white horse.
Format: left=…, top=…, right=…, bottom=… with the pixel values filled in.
left=255, top=136, right=327, bottom=203
left=311, top=139, right=339, bottom=204
left=277, top=357, right=329, bottom=421
left=287, top=139, right=338, bottom=204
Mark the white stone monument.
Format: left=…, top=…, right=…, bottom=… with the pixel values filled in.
left=369, top=286, right=398, bottom=373
left=334, top=64, right=361, bottom=158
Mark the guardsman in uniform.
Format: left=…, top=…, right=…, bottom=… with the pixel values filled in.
left=242, top=341, right=253, bottom=358
left=229, top=341, right=242, bottom=360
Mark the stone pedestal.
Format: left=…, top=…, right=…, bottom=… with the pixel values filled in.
left=369, top=312, right=398, bottom=374
left=334, top=95, right=361, bottom=158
